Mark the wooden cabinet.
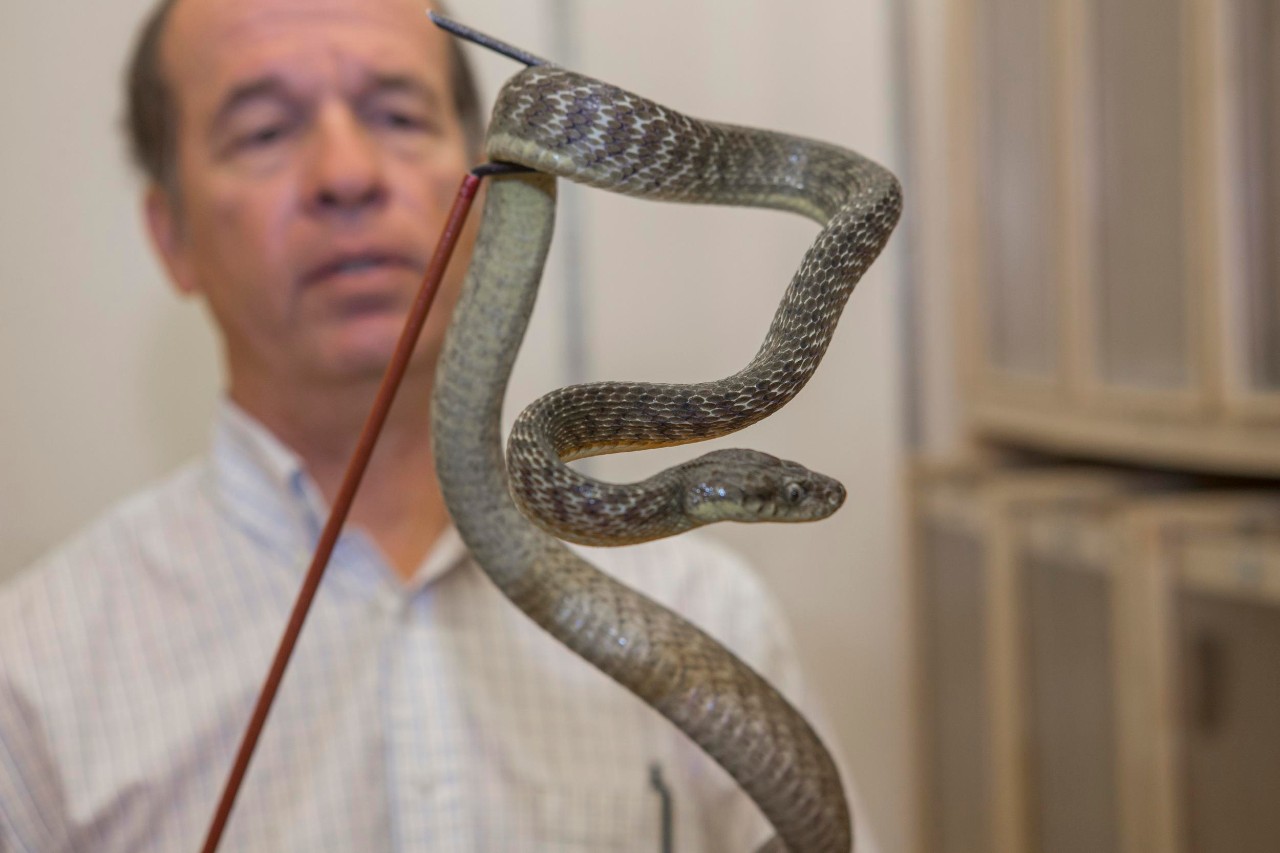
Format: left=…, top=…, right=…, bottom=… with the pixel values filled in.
left=910, top=463, right=1280, bottom=853
left=910, top=462, right=1160, bottom=853
left=948, top=0, right=1280, bottom=475
left=1116, top=496, right=1280, bottom=853
left=911, top=463, right=996, bottom=853
left=907, top=0, right=1280, bottom=848
left=1019, top=499, right=1124, bottom=853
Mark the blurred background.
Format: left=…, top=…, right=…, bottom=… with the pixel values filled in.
left=906, top=1, right=1280, bottom=853
left=2, top=0, right=1277, bottom=851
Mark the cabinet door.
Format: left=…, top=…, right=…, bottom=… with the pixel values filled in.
left=1177, top=592, right=1280, bottom=853
left=957, top=0, right=1280, bottom=474
left=975, top=0, right=1061, bottom=385
left=1024, top=547, right=1120, bottom=853
left=919, top=518, right=993, bottom=853
left=1087, top=0, right=1197, bottom=398
left=913, top=465, right=1145, bottom=853
left=1119, top=499, right=1280, bottom=853
left=1174, top=517, right=1280, bottom=853
left=1226, top=0, right=1280, bottom=409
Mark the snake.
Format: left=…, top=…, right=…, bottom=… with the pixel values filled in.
left=430, top=24, right=901, bottom=853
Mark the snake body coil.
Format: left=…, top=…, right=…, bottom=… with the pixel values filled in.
left=433, top=65, right=900, bottom=853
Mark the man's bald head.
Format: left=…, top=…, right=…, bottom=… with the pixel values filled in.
left=124, top=0, right=484, bottom=195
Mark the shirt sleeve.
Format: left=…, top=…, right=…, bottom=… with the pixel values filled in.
left=0, top=695, right=62, bottom=852
left=0, top=576, right=70, bottom=853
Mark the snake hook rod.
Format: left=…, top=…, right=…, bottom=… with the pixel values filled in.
left=429, top=10, right=551, bottom=67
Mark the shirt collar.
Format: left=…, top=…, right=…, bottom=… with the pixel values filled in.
left=208, top=397, right=467, bottom=591
left=408, top=523, right=469, bottom=594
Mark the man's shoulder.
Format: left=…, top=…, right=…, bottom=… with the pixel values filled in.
left=0, top=461, right=211, bottom=648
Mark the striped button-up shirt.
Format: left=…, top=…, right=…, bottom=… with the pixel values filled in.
left=0, top=401, right=872, bottom=852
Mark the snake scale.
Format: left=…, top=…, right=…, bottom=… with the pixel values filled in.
left=431, top=30, right=901, bottom=853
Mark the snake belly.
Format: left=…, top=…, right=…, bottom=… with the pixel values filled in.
left=432, top=65, right=901, bottom=853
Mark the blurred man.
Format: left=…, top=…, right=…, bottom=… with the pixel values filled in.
left=0, top=0, right=874, bottom=850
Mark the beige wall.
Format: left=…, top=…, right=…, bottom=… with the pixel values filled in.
left=902, top=0, right=966, bottom=458
left=0, top=1, right=911, bottom=850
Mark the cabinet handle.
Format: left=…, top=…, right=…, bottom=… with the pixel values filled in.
left=1190, top=631, right=1228, bottom=736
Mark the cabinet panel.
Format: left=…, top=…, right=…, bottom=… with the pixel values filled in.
left=1234, top=0, right=1280, bottom=394
left=1090, top=0, right=1192, bottom=391
left=1116, top=497, right=1280, bottom=853
left=1025, top=552, right=1120, bottom=853
left=920, top=520, right=993, bottom=853
left=976, top=0, right=1060, bottom=380
left=1177, top=592, right=1280, bottom=853
left=911, top=463, right=1151, bottom=853
left=947, top=0, right=1280, bottom=470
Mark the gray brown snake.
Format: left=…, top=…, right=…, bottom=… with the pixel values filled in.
left=431, top=41, right=901, bottom=853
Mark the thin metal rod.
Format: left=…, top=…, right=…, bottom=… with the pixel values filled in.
left=471, top=162, right=535, bottom=178
left=428, top=10, right=549, bottom=67
left=199, top=169, right=487, bottom=853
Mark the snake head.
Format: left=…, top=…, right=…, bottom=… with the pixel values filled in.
left=681, top=449, right=846, bottom=526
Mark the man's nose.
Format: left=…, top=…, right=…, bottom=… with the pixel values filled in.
left=305, top=104, right=387, bottom=216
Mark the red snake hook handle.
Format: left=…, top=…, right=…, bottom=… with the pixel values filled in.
left=199, top=162, right=531, bottom=853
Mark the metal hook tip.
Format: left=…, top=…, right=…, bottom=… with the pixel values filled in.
left=426, top=9, right=549, bottom=68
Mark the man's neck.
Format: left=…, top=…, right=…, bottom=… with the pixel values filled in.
left=230, top=365, right=449, bottom=584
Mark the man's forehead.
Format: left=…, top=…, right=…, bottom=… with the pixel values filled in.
left=167, top=0, right=438, bottom=40
left=164, top=0, right=448, bottom=97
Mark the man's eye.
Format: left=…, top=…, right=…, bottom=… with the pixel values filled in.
left=373, top=109, right=434, bottom=132
left=239, top=124, right=290, bottom=148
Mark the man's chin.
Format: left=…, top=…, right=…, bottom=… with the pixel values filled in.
left=319, top=320, right=440, bottom=383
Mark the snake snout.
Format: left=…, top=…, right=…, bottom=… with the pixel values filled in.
left=800, top=472, right=846, bottom=521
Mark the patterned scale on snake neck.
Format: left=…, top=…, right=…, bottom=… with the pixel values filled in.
left=432, top=63, right=901, bottom=853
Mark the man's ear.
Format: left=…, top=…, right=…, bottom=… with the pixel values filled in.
left=144, top=184, right=199, bottom=296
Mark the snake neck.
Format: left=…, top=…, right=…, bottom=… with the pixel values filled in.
left=432, top=174, right=559, bottom=589
left=507, top=413, right=694, bottom=545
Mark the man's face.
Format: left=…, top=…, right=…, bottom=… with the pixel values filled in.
left=149, top=0, right=476, bottom=391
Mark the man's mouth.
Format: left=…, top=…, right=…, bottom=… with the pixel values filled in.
left=305, top=252, right=418, bottom=284
left=330, top=257, right=390, bottom=275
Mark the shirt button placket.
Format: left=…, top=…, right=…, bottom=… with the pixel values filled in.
left=386, top=590, right=470, bottom=851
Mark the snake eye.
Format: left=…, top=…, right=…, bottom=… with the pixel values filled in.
left=784, top=482, right=805, bottom=504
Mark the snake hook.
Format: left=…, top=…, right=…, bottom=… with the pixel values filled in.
left=429, top=11, right=551, bottom=67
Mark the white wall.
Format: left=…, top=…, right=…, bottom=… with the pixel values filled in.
left=0, top=1, right=911, bottom=850
left=0, top=0, right=221, bottom=572
left=902, top=0, right=966, bottom=457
